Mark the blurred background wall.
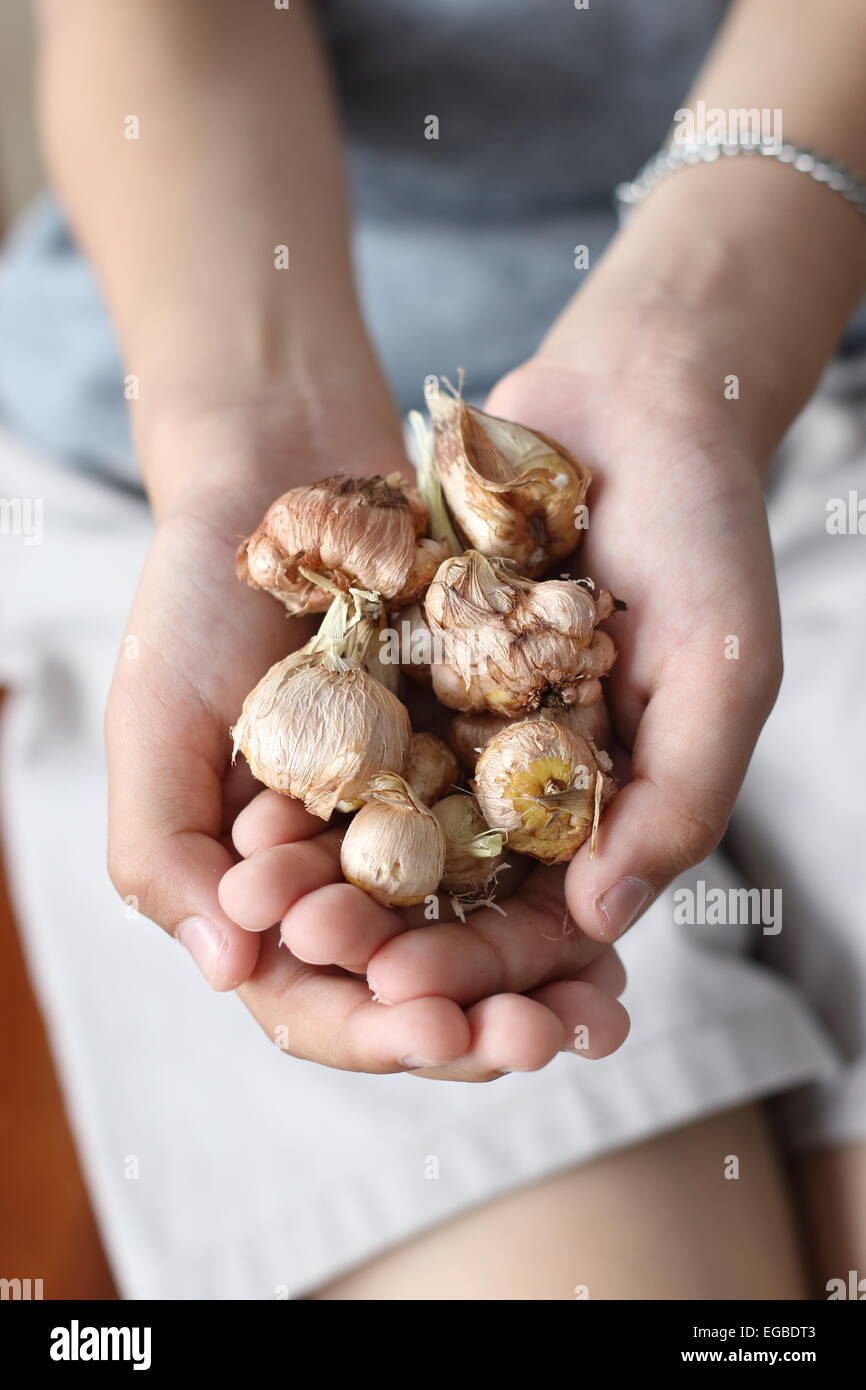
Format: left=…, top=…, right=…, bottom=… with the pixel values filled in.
left=0, top=0, right=42, bottom=229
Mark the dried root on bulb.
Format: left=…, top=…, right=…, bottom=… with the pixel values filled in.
left=340, top=774, right=446, bottom=908
left=424, top=376, right=591, bottom=576
left=231, top=594, right=410, bottom=819
left=432, top=793, right=506, bottom=904
left=425, top=550, right=617, bottom=716
left=448, top=700, right=611, bottom=775
left=474, top=718, right=615, bottom=864
left=237, top=473, right=449, bottom=615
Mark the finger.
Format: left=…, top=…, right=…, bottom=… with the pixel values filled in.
left=238, top=931, right=470, bottom=1072
left=411, top=976, right=631, bottom=1081
left=529, top=980, right=631, bottom=1058
left=367, top=864, right=608, bottom=1006
left=279, top=882, right=408, bottom=974
left=566, top=654, right=780, bottom=943
left=232, top=788, right=325, bottom=857
left=576, top=948, right=627, bottom=998
left=217, top=830, right=344, bottom=931
left=407, top=993, right=565, bottom=1082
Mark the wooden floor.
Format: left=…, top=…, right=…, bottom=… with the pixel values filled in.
left=0, top=694, right=118, bottom=1300
left=0, top=5, right=118, bottom=1303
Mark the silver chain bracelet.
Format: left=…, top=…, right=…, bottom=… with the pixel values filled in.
left=615, top=140, right=866, bottom=225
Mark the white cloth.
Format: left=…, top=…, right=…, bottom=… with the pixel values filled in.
left=1, top=361, right=864, bottom=1298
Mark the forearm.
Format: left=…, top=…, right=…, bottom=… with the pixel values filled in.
left=539, top=0, right=866, bottom=463
left=36, top=0, right=401, bottom=514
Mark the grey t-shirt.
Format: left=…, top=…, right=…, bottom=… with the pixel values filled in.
left=0, top=0, right=729, bottom=481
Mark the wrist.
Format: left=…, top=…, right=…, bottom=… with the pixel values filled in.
left=134, top=363, right=407, bottom=524
left=539, top=154, right=866, bottom=462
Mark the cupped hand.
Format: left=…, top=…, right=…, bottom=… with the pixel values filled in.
left=213, top=314, right=781, bottom=1075
left=219, top=787, right=629, bottom=1078
left=485, top=324, right=783, bottom=944
left=106, top=486, right=302, bottom=991
left=106, top=398, right=409, bottom=991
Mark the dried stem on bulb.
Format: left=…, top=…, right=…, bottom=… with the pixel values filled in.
left=231, top=592, right=410, bottom=819
left=474, top=718, right=616, bottom=864
left=425, top=550, right=618, bottom=716
left=403, top=732, right=460, bottom=806
left=237, top=473, right=450, bottom=615
left=448, top=700, right=611, bottom=775
left=340, top=774, right=446, bottom=908
left=304, top=578, right=401, bottom=692
left=424, top=375, right=592, bottom=576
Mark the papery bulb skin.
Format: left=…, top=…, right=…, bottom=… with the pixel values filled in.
left=474, top=718, right=615, bottom=864
left=237, top=473, right=449, bottom=614
left=392, top=601, right=434, bottom=688
left=449, top=701, right=610, bottom=774
left=340, top=775, right=446, bottom=907
left=404, top=732, right=460, bottom=806
left=447, top=710, right=512, bottom=773
left=232, top=654, right=410, bottom=820
left=425, top=551, right=617, bottom=716
left=425, top=380, right=592, bottom=577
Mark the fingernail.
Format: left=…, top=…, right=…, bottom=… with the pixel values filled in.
left=597, top=877, right=652, bottom=940
left=400, top=1056, right=440, bottom=1069
left=367, top=976, right=393, bottom=1006
left=176, top=916, right=228, bottom=985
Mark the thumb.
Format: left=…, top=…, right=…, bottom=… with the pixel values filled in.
left=565, top=657, right=781, bottom=942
